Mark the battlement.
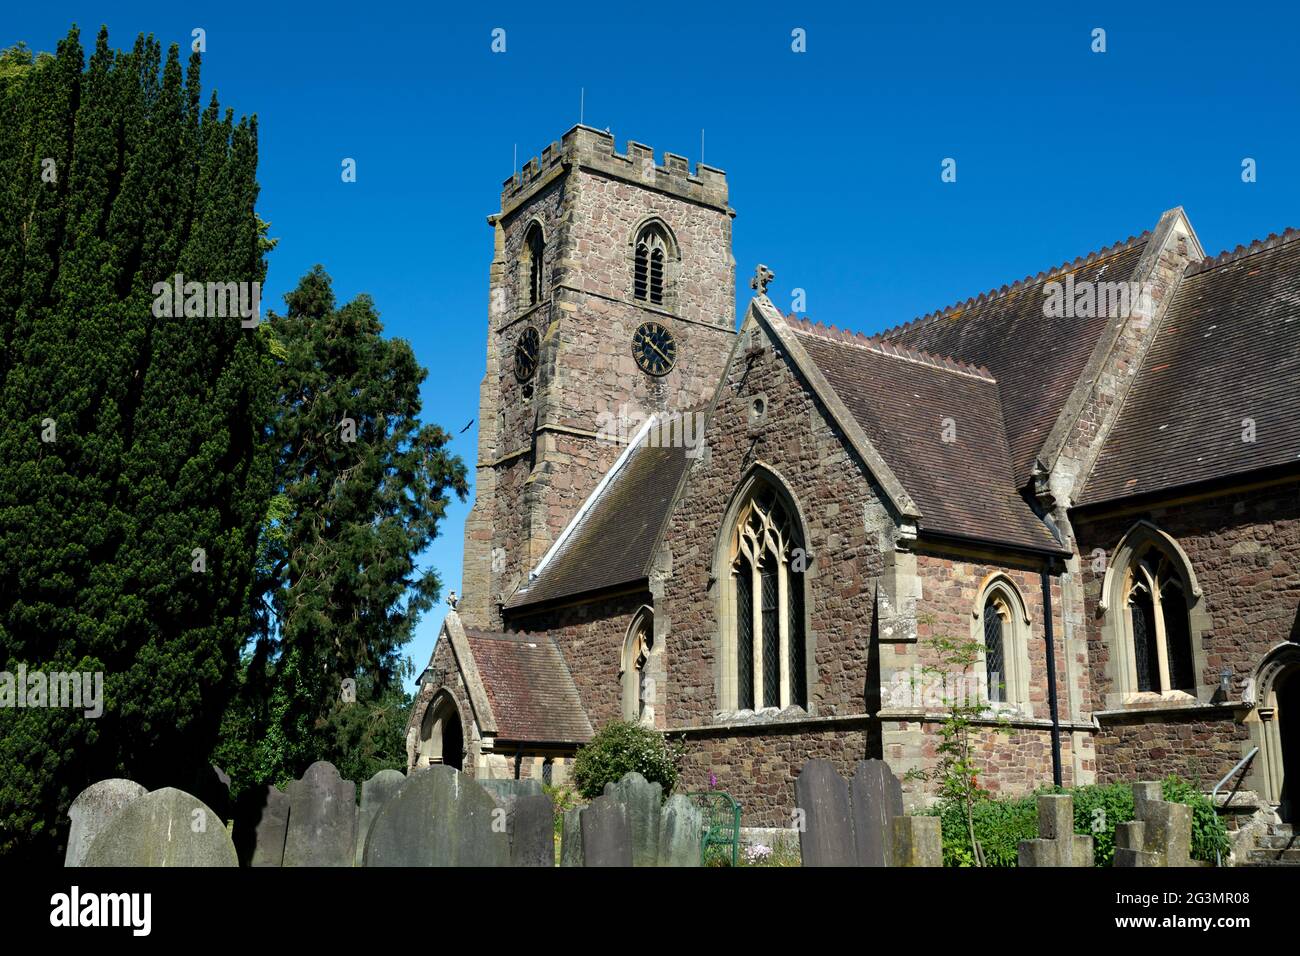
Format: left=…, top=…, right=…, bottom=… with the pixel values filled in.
left=501, top=125, right=729, bottom=213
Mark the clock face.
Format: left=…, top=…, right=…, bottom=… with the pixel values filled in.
left=514, top=326, right=540, bottom=382
left=632, top=321, right=677, bottom=376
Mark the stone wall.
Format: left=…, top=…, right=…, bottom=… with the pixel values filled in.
left=1075, top=478, right=1300, bottom=786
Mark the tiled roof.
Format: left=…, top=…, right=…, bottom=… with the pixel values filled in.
left=1080, top=230, right=1300, bottom=506
left=463, top=629, right=594, bottom=744
left=505, top=424, right=694, bottom=609
left=788, top=318, right=1063, bottom=553
left=882, top=235, right=1150, bottom=485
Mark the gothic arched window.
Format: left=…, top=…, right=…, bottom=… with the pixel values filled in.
left=1123, top=547, right=1197, bottom=693
left=972, top=575, right=1032, bottom=712
left=725, top=480, right=807, bottom=711
left=1099, top=521, right=1209, bottom=707
left=633, top=223, right=669, bottom=305
left=523, top=222, right=545, bottom=307
left=622, top=608, right=656, bottom=725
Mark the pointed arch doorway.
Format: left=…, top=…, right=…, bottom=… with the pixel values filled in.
left=418, top=692, right=464, bottom=771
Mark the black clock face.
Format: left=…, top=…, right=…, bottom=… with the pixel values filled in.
left=632, top=321, right=677, bottom=376
left=514, top=326, right=540, bottom=382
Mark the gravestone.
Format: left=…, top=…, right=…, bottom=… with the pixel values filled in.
left=656, top=794, right=703, bottom=866
left=64, top=779, right=146, bottom=867
left=234, top=784, right=290, bottom=867
left=356, top=769, right=406, bottom=866
left=82, top=788, right=238, bottom=867
left=284, top=761, right=357, bottom=867
left=892, top=815, right=943, bottom=867
left=363, top=765, right=509, bottom=866
left=1017, top=793, right=1093, bottom=867
left=851, top=759, right=904, bottom=866
left=580, top=793, right=632, bottom=867
left=604, top=772, right=662, bottom=866
left=1115, top=782, right=1193, bottom=867
left=479, top=778, right=544, bottom=805
left=509, top=793, right=556, bottom=867
left=560, top=807, right=584, bottom=867
left=795, top=759, right=856, bottom=866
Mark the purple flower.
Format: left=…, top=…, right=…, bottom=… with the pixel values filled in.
left=709, top=772, right=717, bottom=789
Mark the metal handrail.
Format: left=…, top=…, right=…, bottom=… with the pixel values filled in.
left=1211, top=746, right=1259, bottom=867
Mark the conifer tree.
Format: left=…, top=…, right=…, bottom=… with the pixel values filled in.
left=0, top=28, right=273, bottom=861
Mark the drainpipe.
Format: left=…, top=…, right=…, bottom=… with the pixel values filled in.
left=1041, top=568, right=1064, bottom=787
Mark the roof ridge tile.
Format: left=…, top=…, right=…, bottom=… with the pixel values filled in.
left=879, top=231, right=1150, bottom=339
left=1185, top=226, right=1300, bottom=276
left=784, top=313, right=996, bottom=381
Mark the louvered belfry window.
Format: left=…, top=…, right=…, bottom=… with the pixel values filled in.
left=634, top=224, right=668, bottom=305
left=1125, top=547, right=1197, bottom=694
left=525, top=224, right=545, bottom=306
left=730, top=482, right=807, bottom=711
left=983, top=598, right=1006, bottom=702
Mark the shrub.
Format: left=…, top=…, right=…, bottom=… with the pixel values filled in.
left=570, top=720, right=685, bottom=799
left=928, top=775, right=1230, bottom=866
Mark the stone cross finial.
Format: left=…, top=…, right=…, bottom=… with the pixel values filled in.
left=750, top=264, right=775, bottom=296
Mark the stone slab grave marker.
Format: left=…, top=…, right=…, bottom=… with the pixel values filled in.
left=356, top=769, right=406, bottom=866
left=363, top=765, right=509, bottom=866
left=851, top=759, right=904, bottom=866
left=284, top=761, right=358, bottom=867
left=82, top=788, right=238, bottom=867
left=657, top=794, right=703, bottom=866
left=604, top=772, right=662, bottom=866
left=580, top=793, right=632, bottom=867
left=560, top=807, right=584, bottom=867
left=892, top=815, right=943, bottom=867
left=1017, top=793, right=1094, bottom=867
left=234, top=784, right=290, bottom=867
left=1115, top=781, right=1193, bottom=867
left=508, top=793, right=556, bottom=867
left=795, top=759, right=857, bottom=866
left=65, top=778, right=146, bottom=867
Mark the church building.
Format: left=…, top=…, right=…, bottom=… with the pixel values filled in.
left=408, top=125, right=1300, bottom=827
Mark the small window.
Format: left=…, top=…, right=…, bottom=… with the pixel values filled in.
left=983, top=597, right=1006, bottom=703
left=1122, top=547, right=1197, bottom=693
left=524, top=223, right=545, bottom=306
left=542, top=759, right=553, bottom=785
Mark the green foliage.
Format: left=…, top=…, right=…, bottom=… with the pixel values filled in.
left=0, top=26, right=273, bottom=861
left=904, top=624, right=1012, bottom=866
left=928, top=776, right=1231, bottom=867
left=570, top=720, right=685, bottom=800
left=220, top=265, right=467, bottom=787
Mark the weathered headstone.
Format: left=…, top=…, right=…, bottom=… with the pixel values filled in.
left=656, top=794, right=703, bottom=866
left=284, top=761, right=357, bottom=867
left=1115, top=782, right=1193, bottom=867
left=795, top=759, right=856, bottom=866
left=82, top=788, right=238, bottom=867
left=560, top=807, right=584, bottom=867
left=64, top=779, right=146, bottom=867
left=355, top=769, right=406, bottom=866
left=479, top=778, right=544, bottom=805
left=580, top=793, right=632, bottom=867
left=509, top=792, right=556, bottom=867
left=851, top=759, right=904, bottom=866
left=1017, top=793, right=1093, bottom=867
left=363, top=765, right=509, bottom=866
left=892, top=815, right=943, bottom=867
left=603, top=772, right=662, bottom=866
left=234, top=784, right=290, bottom=867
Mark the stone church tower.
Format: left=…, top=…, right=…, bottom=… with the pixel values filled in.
left=459, top=126, right=737, bottom=628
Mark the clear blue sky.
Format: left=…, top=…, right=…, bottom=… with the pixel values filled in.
left=9, top=2, right=1297, bottom=690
